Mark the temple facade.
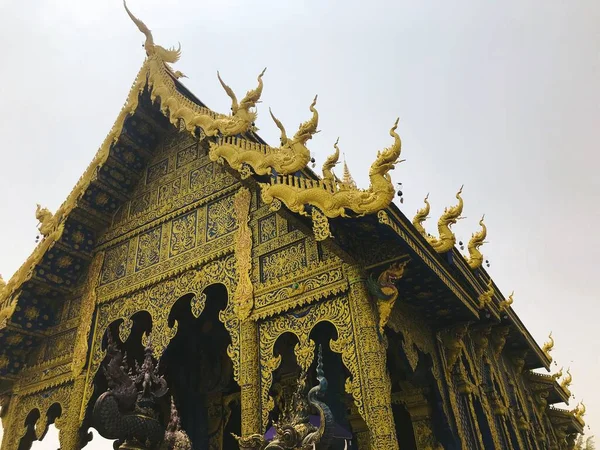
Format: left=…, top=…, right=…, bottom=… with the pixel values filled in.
left=0, top=5, right=587, bottom=450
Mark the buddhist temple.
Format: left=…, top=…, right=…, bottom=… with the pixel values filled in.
left=0, top=3, right=588, bottom=450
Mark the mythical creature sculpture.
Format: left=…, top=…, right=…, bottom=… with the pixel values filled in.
left=124, top=0, right=181, bottom=64
left=234, top=345, right=336, bottom=450
left=0, top=275, right=5, bottom=294
left=210, top=95, right=318, bottom=178
left=542, top=332, right=554, bottom=361
left=425, top=187, right=464, bottom=253
left=560, top=368, right=572, bottom=391
left=439, top=323, right=469, bottom=374
left=499, top=291, right=514, bottom=311
left=321, top=139, right=341, bottom=185
left=477, top=279, right=494, bottom=309
left=124, top=1, right=264, bottom=137
left=552, top=367, right=564, bottom=380
left=366, top=260, right=410, bottom=335
left=35, top=204, right=54, bottom=237
left=573, top=401, right=586, bottom=421
left=412, top=194, right=430, bottom=236
left=93, top=333, right=168, bottom=450
left=259, top=119, right=402, bottom=240
left=466, top=215, right=487, bottom=269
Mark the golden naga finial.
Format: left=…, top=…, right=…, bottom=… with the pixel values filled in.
left=499, top=291, right=514, bottom=311
left=217, top=68, right=266, bottom=118
left=210, top=95, right=318, bottom=177
left=412, top=194, right=430, bottom=236
left=477, top=279, right=494, bottom=309
left=542, top=331, right=554, bottom=360
left=551, top=366, right=563, bottom=380
left=466, top=215, right=487, bottom=269
left=426, top=186, right=464, bottom=253
left=322, top=138, right=340, bottom=185
left=560, top=368, right=572, bottom=390
left=574, top=401, right=586, bottom=420
left=36, top=204, right=54, bottom=238
left=123, top=0, right=181, bottom=64
left=0, top=275, right=5, bottom=291
left=260, top=118, right=402, bottom=240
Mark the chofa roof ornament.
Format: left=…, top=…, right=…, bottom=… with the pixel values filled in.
left=419, top=186, right=465, bottom=253
left=123, top=1, right=266, bottom=138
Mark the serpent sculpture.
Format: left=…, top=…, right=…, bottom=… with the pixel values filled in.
left=93, top=334, right=168, bottom=450
left=124, top=1, right=265, bottom=138
left=209, top=96, right=319, bottom=177
left=234, top=345, right=336, bottom=450
left=366, top=261, right=410, bottom=335
left=466, top=215, right=487, bottom=269
left=426, top=187, right=464, bottom=253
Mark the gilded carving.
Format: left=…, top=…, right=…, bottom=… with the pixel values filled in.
left=416, top=187, right=464, bottom=254
left=100, top=242, right=129, bottom=285
left=135, top=226, right=162, bottom=271
left=170, top=210, right=197, bottom=257
left=366, top=260, right=409, bottom=334
left=259, top=240, right=307, bottom=283
left=466, top=215, right=487, bottom=270
left=259, top=119, right=402, bottom=240
left=233, top=188, right=254, bottom=320
left=124, top=2, right=265, bottom=138
left=478, top=279, right=494, bottom=309
left=542, top=332, right=554, bottom=362
left=439, top=323, right=469, bottom=374
left=207, top=194, right=237, bottom=241
left=258, top=214, right=277, bottom=244
left=209, top=96, right=318, bottom=178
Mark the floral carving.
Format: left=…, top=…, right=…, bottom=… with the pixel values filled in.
left=170, top=211, right=197, bottom=257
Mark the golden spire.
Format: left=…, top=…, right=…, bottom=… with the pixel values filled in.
left=478, top=279, right=494, bottom=309
left=412, top=194, right=430, bottom=237
left=322, top=138, right=340, bottom=185
left=341, top=155, right=357, bottom=189
left=426, top=186, right=465, bottom=253
left=560, top=367, right=572, bottom=391
left=542, top=332, right=554, bottom=361
left=551, top=366, right=563, bottom=380
left=499, top=291, right=514, bottom=311
left=123, top=0, right=181, bottom=64
left=466, top=215, right=487, bottom=269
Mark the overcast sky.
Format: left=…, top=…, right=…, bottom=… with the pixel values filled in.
left=0, top=0, right=598, bottom=444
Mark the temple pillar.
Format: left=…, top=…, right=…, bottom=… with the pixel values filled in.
left=0, top=393, right=17, bottom=450
left=56, top=376, right=87, bottom=450
left=401, top=388, right=442, bottom=450
left=348, top=405, right=371, bottom=450
left=239, top=319, right=261, bottom=435
left=344, top=264, right=399, bottom=450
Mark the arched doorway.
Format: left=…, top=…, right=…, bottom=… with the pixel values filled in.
left=161, top=284, right=240, bottom=450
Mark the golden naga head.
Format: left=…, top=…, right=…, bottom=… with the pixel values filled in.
left=561, top=367, right=572, bottom=389
left=369, top=118, right=402, bottom=177
left=322, top=138, right=341, bottom=181
left=542, top=331, right=554, bottom=354
left=469, top=215, right=487, bottom=250
left=270, top=96, right=319, bottom=147
left=478, top=279, right=494, bottom=309
left=293, top=95, right=320, bottom=144
left=217, top=68, right=266, bottom=128
left=123, top=0, right=181, bottom=64
left=552, top=366, right=563, bottom=380
left=439, top=186, right=464, bottom=227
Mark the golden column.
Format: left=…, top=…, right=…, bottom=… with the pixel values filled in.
left=344, top=264, right=399, bottom=450
left=239, top=319, right=262, bottom=435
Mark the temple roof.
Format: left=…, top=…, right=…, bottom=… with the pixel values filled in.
left=0, top=3, right=562, bottom=385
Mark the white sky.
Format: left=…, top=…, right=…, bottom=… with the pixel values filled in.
left=0, top=0, right=598, bottom=443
